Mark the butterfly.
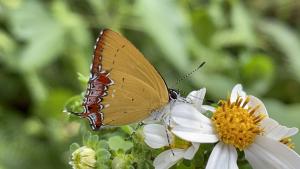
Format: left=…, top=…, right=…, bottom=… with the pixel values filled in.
left=72, top=29, right=179, bottom=130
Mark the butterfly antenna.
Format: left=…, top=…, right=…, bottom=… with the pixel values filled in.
left=175, top=61, right=206, bottom=85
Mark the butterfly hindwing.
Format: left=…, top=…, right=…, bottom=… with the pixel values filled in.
left=82, top=29, right=169, bottom=129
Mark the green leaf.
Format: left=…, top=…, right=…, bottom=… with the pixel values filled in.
left=0, top=30, right=16, bottom=68
left=88, top=135, right=100, bottom=149
left=259, top=20, right=300, bottom=82
left=97, top=140, right=109, bottom=150
left=86, top=134, right=98, bottom=148
left=231, top=1, right=255, bottom=46
left=136, top=0, right=190, bottom=72
left=97, top=163, right=110, bottom=169
left=240, top=53, right=274, bottom=95
left=77, top=72, right=89, bottom=84
left=23, top=71, right=47, bottom=103
left=96, top=148, right=111, bottom=161
left=120, top=125, right=134, bottom=135
left=51, top=1, right=92, bottom=75
left=63, top=95, right=84, bottom=114
left=111, top=154, right=134, bottom=169
left=191, top=8, right=216, bottom=46
left=69, top=143, right=80, bottom=152
left=9, top=1, right=51, bottom=41
left=211, top=1, right=256, bottom=48
left=83, top=132, right=92, bottom=146
left=91, top=135, right=99, bottom=143
left=208, top=0, right=226, bottom=28
left=239, top=163, right=252, bottom=169
left=38, top=89, right=74, bottom=119
left=108, top=136, right=133, bottom=152
left=18, top=24, right=65, bottom=72
left=9, top=1, right=65, bottom=72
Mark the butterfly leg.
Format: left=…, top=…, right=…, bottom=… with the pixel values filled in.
left=125, top=122, right=145, bottom=141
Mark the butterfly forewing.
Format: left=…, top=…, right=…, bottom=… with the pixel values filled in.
left=82, top=29, right=169, bottom=129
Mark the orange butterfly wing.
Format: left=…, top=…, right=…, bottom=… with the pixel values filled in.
left=82, top=29, right=169, bottom=129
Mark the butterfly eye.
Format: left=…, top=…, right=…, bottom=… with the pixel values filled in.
left=169, top=89, right=179, bottom=100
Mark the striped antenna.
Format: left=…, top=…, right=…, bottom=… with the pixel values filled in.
left=176, top=61, right=206, bottom=85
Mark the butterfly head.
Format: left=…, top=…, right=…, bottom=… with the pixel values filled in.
left=168, top=89, right=179, bottom=101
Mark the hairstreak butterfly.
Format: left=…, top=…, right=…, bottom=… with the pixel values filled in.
left=72, top=29, right=178, bottom=130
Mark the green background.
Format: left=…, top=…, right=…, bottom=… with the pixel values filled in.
left=0, top=0, right=300, bottom=168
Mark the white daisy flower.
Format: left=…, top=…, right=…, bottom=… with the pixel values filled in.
left=171, top=84, right=300, bottom=169
left=143, top=123, right=199, bottom=169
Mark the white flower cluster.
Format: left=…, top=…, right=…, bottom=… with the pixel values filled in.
left=143, top=84, right=300, bottom=169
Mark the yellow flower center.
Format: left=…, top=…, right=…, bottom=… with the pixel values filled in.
left=280, top=137, right=295, bottom=149
left=211, top=96, right=265, bottom=150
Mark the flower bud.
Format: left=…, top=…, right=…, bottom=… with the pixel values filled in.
left=69, top=146, right=96, bottom=169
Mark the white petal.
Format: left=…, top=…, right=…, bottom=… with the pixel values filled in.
left=183, top=143, right=200, bottom=160
left=245, top=136, right=300, bottom=169
left=186, top=88, right=206, bottom=110
left=248, top=95, right=268, bottom=116
left=171, top=103, right=213, bottom=130
left=153, top=149, right=185, bottom=169
left=206, top=142, right=238, bottom=169
left=201, top=105, right=216, bottom=112
left=227, top=145, right=239, bottom=169
left=262, top=118, right=299, bottom=141
left=244, top=148, right=274, bottom=169
left=172, top=126, right=218, bottom=143
left=230, top=84, right=247, bottom=103
left=143, top=124, right=169, bottom=148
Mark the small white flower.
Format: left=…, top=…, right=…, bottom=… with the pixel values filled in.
left=143, top=124, right=199, bottom=169
left=171, top=84, right=300, bottom=169
left=69, top=146, right=97, bottom=169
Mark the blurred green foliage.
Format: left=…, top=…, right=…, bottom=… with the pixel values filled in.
left=1, top=0, right=300, bottom=169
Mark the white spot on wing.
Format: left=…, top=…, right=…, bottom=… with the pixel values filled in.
left=109, top=79, right=114, bottom=85
left=100, top=112, right=104, bottom=121
left=90, top=75, right=97, bottom=81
